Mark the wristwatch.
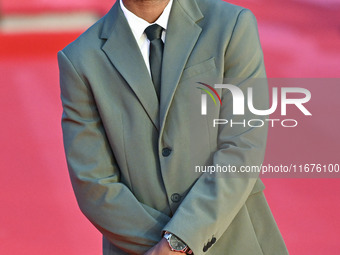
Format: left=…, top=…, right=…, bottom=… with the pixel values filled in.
left=163, top=232, right=193, bottom=254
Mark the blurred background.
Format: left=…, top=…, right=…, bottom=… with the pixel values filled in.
left=1, top=0, right=340, bottom=254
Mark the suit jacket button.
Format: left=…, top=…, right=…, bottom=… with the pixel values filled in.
left=162, top=148, right=172, bottom=157
left=171, top=193, right=181, bottom=203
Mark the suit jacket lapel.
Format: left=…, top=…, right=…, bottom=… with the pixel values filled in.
left=101, top=2, right=160, bottom=130
left=160, top=0, right=203, bottom=134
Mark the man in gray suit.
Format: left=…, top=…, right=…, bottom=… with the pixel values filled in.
left=58, top=0, right=288, bottom=254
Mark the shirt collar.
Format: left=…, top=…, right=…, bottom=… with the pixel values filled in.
left=120, top=0, right=173, bottom=41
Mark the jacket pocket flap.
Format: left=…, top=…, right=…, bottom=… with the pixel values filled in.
left=181, top=57, right=216, bottom=81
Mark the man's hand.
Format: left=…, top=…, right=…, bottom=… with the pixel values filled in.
left=144, top=237, right=183, bottom=255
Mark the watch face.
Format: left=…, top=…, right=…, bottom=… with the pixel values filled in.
left=169, top=235, right=187, bottom=251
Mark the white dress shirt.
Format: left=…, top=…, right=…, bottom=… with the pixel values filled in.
left=120, top=0, right=173, bottom=75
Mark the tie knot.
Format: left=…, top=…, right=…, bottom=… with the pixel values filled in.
left=145, top=24, right=163, bottom=41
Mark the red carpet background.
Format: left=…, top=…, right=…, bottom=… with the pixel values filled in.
left=1, top=0, right=340, bottom=254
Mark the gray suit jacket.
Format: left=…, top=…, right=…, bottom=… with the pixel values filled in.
left=58, top=0, right=288, bottom=254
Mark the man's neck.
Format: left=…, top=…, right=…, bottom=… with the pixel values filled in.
left=122, top=0, right=170, bottom=23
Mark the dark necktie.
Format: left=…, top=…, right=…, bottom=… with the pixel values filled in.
left=145, top=24, right=164, bottom=100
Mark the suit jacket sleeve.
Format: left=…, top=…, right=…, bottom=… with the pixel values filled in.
left=162, top=9, right=268, bottom=255
left=58, top=50, right=171, bottom=254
